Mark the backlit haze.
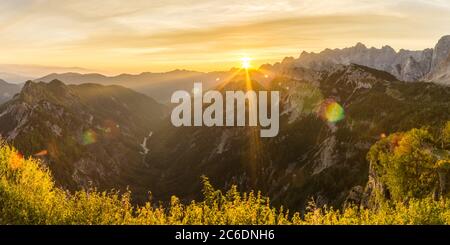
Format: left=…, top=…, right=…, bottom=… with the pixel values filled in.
left=1, top=0, right=450, bottom=77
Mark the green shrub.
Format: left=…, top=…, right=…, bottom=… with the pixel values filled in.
left=367, top=125, right=449, bottom=201
left=1, top=139, right=450, bottom=225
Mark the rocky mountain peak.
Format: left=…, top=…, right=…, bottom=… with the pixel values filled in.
left=19, top=80, right=77, bottom=106
left=381, top=45, right=395, bottom=52
left=291, top=35, right=450, bottom=84
left=428, top=35, right=450, bottom=83
left=431, top=35, right=450, bottom=66
left=321, top=64, right=397, bottom=91
left=300, top=50, right=310, bottom=57
left=437, top=35, right=450, bottom=44
left=354, top=42, right=367, bottom=50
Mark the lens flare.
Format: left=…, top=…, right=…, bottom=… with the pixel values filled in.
left=82, top=129, right=97, bottom=145
left=318, top=99, right=345, bottom=123
left=34, top=150, right=48, bottom=156
left=100, top=119, right=120, bottom=138
left=9, top=152, right=23, bottom=170
left=241, top=57, right=251, bottom=69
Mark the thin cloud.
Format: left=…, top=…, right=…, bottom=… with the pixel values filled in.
left=0, top=0, right=450, bottom=73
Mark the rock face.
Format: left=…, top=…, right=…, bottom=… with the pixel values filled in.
left=0, top=80, right=167, bottom=200
left=284, top=35, right=450, bottom=85
left=428, top=36, right=450, bottom=84
left=294, top=44, right=432, bottom=82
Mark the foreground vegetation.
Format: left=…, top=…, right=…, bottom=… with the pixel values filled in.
left=0, top=123, right=449, bottom=224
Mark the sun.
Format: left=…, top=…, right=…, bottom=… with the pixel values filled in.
left=241, top=57, right=251, bottom=69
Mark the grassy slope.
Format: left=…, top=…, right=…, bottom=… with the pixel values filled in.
left=1, top=139, right=450, bottom=225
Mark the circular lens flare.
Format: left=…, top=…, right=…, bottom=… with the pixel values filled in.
left=318, top=99, right=345, bottom=123
left=82, top=129, right=97, bottom=145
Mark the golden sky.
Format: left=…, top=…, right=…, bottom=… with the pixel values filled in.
left=1, top=0, right=450, bottom=76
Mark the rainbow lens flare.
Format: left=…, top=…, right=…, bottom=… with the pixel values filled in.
left=100, top=119, right=120, bottom=139
left=318, top=99, right=345, bottom=123
left=82, top=129, right=97, bottom=145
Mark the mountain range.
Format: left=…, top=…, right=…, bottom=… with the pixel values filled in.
left=0, top=36, right=450, bottom=210
left=3, top=35, right=442, bottom=107
left=263, top=35, right=450, bottom=85
left=1, top=63, right=448, bottom=210
left=35, top=70, right=227, bottom=103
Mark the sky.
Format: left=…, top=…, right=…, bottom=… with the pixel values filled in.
left=1, top=0, right=450, bottom=76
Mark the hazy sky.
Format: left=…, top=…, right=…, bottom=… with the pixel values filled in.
left=1, top=0, right=450, bottom=75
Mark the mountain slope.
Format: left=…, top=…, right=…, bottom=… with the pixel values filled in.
left=143, top=64, right=449, bottom=210
left=3, top=65, right=449, bottom=211
left=0, top=79, right=22, bottom=104
left=0, top=80, right=167, bottom=199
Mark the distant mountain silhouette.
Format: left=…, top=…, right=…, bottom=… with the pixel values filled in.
left=36, top=70, right=226, bottom=103
left=0, top=79, right=22, bottom=104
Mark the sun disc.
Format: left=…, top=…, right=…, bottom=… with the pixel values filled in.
left=241, top=57, right=251, bottom=69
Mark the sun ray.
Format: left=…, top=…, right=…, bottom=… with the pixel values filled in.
left=215, top=68, right=242, bottom=91
left=243, top=63, right=264, bottom=187
left=241, top=57, right=252, bottom=70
